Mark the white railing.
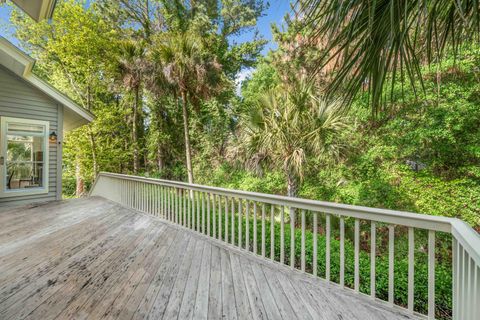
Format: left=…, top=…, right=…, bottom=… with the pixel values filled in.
left=90, top=172, right=480, bottom=320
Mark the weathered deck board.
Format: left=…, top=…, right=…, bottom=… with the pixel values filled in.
left=0, top=197, right=419, bottom=320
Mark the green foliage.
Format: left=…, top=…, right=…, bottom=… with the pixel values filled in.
left=299, top=0, right=480, bottom=113
left=239, top=78, right=350, bottom=197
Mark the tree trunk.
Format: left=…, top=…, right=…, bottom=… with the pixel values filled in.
left=132, top=86, right=140, bottom=174
left=88, top=127, right=98, bottom=176
left=86, top=85, right=98, bottom=176
left=75, top=156, right=84, bottom=197
left=157, top=145, right=164, bottom=173
left=286, top=172, right=299, bottom=198
left=286, top=171, right=299, bottom=226
left=181, top=91, right=194, bottom=184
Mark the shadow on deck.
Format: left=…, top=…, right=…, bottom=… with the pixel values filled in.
left=0, top=197, right=418, bottom=319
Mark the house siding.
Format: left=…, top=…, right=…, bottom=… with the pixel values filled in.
left=0, top=66, right=61, bottom=206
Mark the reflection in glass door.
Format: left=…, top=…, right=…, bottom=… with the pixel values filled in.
left=0, top=117, right=49, bottom=196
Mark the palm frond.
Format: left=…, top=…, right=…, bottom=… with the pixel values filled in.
left=298, top=0, right=480, bottom=115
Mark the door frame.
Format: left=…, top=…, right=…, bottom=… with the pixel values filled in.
left=0, top=116, right=50, bottom=198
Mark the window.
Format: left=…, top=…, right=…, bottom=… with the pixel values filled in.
left=0, top=117, right=49, bottom=197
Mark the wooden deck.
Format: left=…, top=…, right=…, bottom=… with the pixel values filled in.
left=0, top=197, right=418, bottom=320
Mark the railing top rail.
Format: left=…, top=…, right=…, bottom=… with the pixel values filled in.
left=451, top=219, right=480, bottom=265
left=95, top=172, right=462, bottom=233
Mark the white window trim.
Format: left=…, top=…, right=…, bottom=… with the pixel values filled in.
left=0, top=117, right=50, bottom=197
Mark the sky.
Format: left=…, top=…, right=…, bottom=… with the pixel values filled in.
left=0, top=0, right=291, bottom=87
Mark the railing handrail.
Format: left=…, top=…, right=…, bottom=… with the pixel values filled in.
left=96, top=172, right=459, bottom=233
left=451, top=219, right=480, bottom=265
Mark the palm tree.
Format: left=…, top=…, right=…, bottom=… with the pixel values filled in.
left=241, top=79, right=349, bottom=197
left=113, top=40, right=146, bottom=174
left=298, top=0, right=480, bottom=115
left=150, top=31, right=222, bottom=184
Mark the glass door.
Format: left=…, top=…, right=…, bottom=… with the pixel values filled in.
left=0, top=117, right=49, bottom=197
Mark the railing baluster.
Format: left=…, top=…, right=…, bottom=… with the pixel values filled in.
left=371, top=221, right=376, bottom=299
left=147, top=183, right=149, bottom=213
left=159, top=186, right=163, bottom=218
left=144, top=183, right=147, bottom=212
left=290, top=208, right=295, bottom=268
left=171, top=187, right=174, bottom=221
left=313, top=212, right=318, bottom=277
left=468, top=256, right=474, bottom=320
left=460, top=245, right=465, bottom=320
left=160, top=186, right=165, bottom=219
left=326, top=214, right=331, bottom=282
left=140, top=183, right=143, bottom=212
left=218, top=195, right=222, bottom=241
left=213, top=194, right=216, bottom=238
left=452, top=238, right=458, bottom=320
left=185, top=189, right=190, bottom=229
left=152, top=184, right=156, bottom=216
left=127, top=180, right=130, bottom=208
left=165, top=186, right=169, bottom=219
left=190, top=191, right=193, bottom=230
left=137, top=181, right=140, bottom=211
left=354, top=218, right=359, bottom=292
left=174, top=187, right=178, bottom=223
left=124, top=180, right=128, bottom=207
left=123, top=180, right=130, bottom=207
left=238, top=200, right=242, bottom=248
left=202, top=192, right=206, bottom=234
left=165, top=186, right=169, bottom=220
left=225, top=197, right=229, bottom=243
left=189, top=190, right=193, bottom=228
left=173, top=187, right=177, bottom=222
left=132, top=181, right=135, bottom=209
left=280, top=206, right=285, bottom=264
left=196, top=191, right=200, bottom=231
left=158, top=185, right=162, bottom=217
left=168, top=187, right=171, bottom=220
left=408, top=227, right=414, bottom=313
left=182, top=189, right=186, bottom=226
left=148, top=183, right=151, bottom=214
left=207, top=193, right=211, bottom=236
left=253, top=203, right=257, bottom=255
left=231, top=198, right=235, bottom=245
left=169, top=186, right=172, bottom=221
left=475, top=264, right=479, bottom=320
left=144, top=183, right=147, bottom=213
left=388, top=225, right=395, bottom=305
left=340, top=217, right=345, bottom=288
left=261, top=204, right=266, bottom=258
left=301, top=210, right=306, bottom=272
left=270, top=206, right=275, bottom=260
left=428, top=230, right=435, bottom=319
left=149, top=184, right=152, bottom=214
left=245, top=201, right=249, bottom=250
